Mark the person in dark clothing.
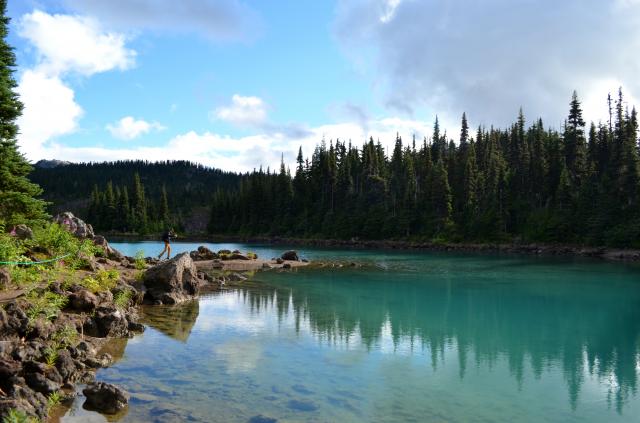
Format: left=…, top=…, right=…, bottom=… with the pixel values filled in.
left=158, top=228, right=177, bottom=259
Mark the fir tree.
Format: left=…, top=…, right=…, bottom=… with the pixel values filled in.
left=0, top=0, right=47, bottom=226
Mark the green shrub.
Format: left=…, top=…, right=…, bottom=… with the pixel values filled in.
left=52, top=325, right=79, bottom=348
left=114, top=289, right=133, bottom=310
left=43, top=347, right=58, bottom=367
left=2, top=408, right=39, bottom=423
left=134, top=250, right=146, bottom=270
left=25, top=291, right=68, bottom=323
left=80, top=269, right=119, bottom=293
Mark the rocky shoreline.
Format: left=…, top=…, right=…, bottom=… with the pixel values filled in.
left=0, top=215, right=307, bottom=421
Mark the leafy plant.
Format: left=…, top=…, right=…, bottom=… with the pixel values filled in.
left=114, top=289, right=133, bottom=310
left=52, top=325, right=79, bottom=348
left=80, top=269, right=119, bottom=293
left=134, top=250, right=146, bottom=270
left=1, top=408, right=39, bottom=423
left=25, top=291, right=68, bottom=323
left=43, top=347, right=58, bottom=367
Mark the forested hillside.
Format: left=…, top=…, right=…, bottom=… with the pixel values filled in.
left=209, top=91, right=640, bottom=247
left=31, top=160, right=240, bottom=233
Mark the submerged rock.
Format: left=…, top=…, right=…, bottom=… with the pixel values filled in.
left=82, top=382, right=129, bottom=414
left=143, top=253, right=202, bottom=305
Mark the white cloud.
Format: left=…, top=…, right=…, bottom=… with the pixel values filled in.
left=19, top=10, right=135, bottom=77
left=212, top=94, right=313, bottom=139
left=106, top=116, right=165, bottom=140
left=380, top=0, right=402, bottom=23
left=30, top=116, right=435, bottom=173
left=335, top=0, right=640, bottom=128
left=213, top=95, right=268, bottom=127
left=16, top=70, right=83, bottom=159
left=16, top=10, right=136, bottom=158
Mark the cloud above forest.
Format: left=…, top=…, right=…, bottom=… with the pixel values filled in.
left=212, top=95, right=313, bottom=139
left=334, top=0, right=640, bottom=127
left=106, top=116, right=165, bottom=140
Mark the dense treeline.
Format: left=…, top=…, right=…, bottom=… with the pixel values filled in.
left=86, top=172, right=172, bottom=233
left=209, top=91, right=640, bottom=247
left=31, top=160, right=240, bottom=233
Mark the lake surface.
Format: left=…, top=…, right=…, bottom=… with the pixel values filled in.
left=61, top=242, right=640, bottom=422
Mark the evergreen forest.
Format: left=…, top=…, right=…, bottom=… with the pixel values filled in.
left=33, top=92, right=640, bottom=247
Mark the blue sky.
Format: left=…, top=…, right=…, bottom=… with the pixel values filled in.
left=8, top=0, right=640, bottom=171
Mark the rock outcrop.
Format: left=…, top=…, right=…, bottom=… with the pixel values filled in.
left=82, top=382, right=129, bottom=414
left=189, top=246, right=218, bottom=261
left=143, top=253, right=202, bottom=305
left=13, top=224, right=33, bottom=240
left=92, top=235, right=124, bottom=261
left=53, top=212, right=95, bottom=239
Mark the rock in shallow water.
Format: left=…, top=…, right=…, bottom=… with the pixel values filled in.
left=82, top=382, right=129, bottom=414
left=143, top=253, right=201, bottom=305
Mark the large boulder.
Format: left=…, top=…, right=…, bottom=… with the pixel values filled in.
left=83, top=306, right=129, bottom=338
left=53, top=212, right=95, bottom=239
left=83, top=382, right=129, bottom=414
left=281, top=250, right=300, bottom=261
left=92, top=235, right=124, bottom=260
left=143, top=253, right=201, bottom=305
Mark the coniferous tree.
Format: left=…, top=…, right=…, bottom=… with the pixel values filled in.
left=0, top=0, right=47, bottom=226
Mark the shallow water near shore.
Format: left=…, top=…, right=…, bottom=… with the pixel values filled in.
left=60, top=242, right=640, bottom=422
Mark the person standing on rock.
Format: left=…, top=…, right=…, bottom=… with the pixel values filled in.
left=158, top=228, right=177, bottom=260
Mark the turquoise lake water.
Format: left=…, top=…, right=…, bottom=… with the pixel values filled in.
left=61, top=242, right=640, bottom=422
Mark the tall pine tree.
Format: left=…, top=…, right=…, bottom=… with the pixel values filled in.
left=0, top=0, right=47, bottom=226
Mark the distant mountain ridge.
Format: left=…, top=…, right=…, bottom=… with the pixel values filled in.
left=34, top=159, right=72, bottom=169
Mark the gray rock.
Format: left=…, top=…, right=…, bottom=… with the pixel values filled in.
left=92, top=235, right=124, bottom=260
left=24, top=371, right=61, bottom=395
left=190, top=246, right=218, bottom=261
left=143, top=253, right=201, bottom=305
left=14, top=225, right=33, bottom=239
left=281, top=250, right=299, bottom=261
left=230, top=253, right=250, bottom=260
left=84, top=307, right=129, bottom=338
left=83, top=382, right=129, bottom=414
left=0, top=267, right=11, bottom=289
left=14, top=224, right=33, bottom=240
left=69, top=289, right=99, bottom=312
left=55, top=349, right=77, bottom=380
left=53, top=212, right=95, bottom=239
